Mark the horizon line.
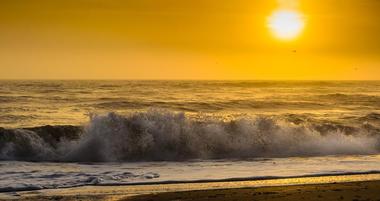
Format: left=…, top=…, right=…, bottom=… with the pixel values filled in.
left=1, top=79, right=380, bottom=81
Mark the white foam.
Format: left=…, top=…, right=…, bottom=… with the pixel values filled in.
left=2, top=155, right=380, bottom=192
left=62, top=110, right=379, bottom=162
left=1, top=110, right=379, bottom=162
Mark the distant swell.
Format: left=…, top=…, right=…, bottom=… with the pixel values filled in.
left=1, top=110, right=380, bottom=162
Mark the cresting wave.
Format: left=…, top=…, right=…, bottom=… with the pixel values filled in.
left=1, top=110, right=380, bottom=162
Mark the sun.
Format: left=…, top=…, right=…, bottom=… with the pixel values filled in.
left=268, top=10, right=305, bottom=40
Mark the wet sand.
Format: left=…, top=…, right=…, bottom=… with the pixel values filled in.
left=125, top=180, right=380, bottom=201
left=2, top=174, right=380, bottom=201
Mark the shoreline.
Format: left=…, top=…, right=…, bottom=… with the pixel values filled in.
left=2, top=171, right=380, bottom=193
left=125, top=180, right=380, bottom=201
left=2, top=173, right=380, bottom=200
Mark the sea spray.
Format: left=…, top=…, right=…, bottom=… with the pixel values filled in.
left=1, top=110, right=379, bottom=162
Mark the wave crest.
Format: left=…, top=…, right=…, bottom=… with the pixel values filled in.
left=1, top=110, right=380, bottom=162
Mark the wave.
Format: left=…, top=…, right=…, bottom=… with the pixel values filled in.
left=2, top=170, right=380, bottom=193
left=360, top=113, right=380, bottom=121
left=1, top=110, right=380, bottom=162
left=92, top=94, right=380, bottom=112
left=317, top=93, right=380, bottom=102
left=93, top=100, right=325, bottom=111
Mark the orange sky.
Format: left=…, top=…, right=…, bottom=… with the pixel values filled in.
left=1, top=0, right=380, bottom=80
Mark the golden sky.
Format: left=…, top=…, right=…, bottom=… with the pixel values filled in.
left=1, top=0, right=380, bottom=80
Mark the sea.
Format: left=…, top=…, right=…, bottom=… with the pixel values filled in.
left=1, top=80, right=380, bottom=192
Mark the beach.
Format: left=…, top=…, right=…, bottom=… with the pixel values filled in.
left=1, top=81, right=380, bottom=200
left=2, top=0, right=380, bottom=198
left=1, top=174, right=380, bottom=201
left=126, top=180, right=380, bottom=201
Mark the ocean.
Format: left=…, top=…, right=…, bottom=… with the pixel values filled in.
left=1, top=80, right=380, bottom=192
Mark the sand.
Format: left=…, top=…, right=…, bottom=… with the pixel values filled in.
left=125, top=180, right=380, bottom=201
left=1, top=174, right=380, bottom=201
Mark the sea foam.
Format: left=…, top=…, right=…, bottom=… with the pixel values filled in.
left=1, top=110, right=379, bottom=162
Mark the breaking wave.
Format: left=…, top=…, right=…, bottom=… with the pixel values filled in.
left=1, top=110, right=380, bottom=162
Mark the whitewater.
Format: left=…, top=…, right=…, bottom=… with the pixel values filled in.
left=1, top=80, right=380, bottom=192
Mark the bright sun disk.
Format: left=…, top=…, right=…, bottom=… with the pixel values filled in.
left=268, top=10, right=305, bottom=40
